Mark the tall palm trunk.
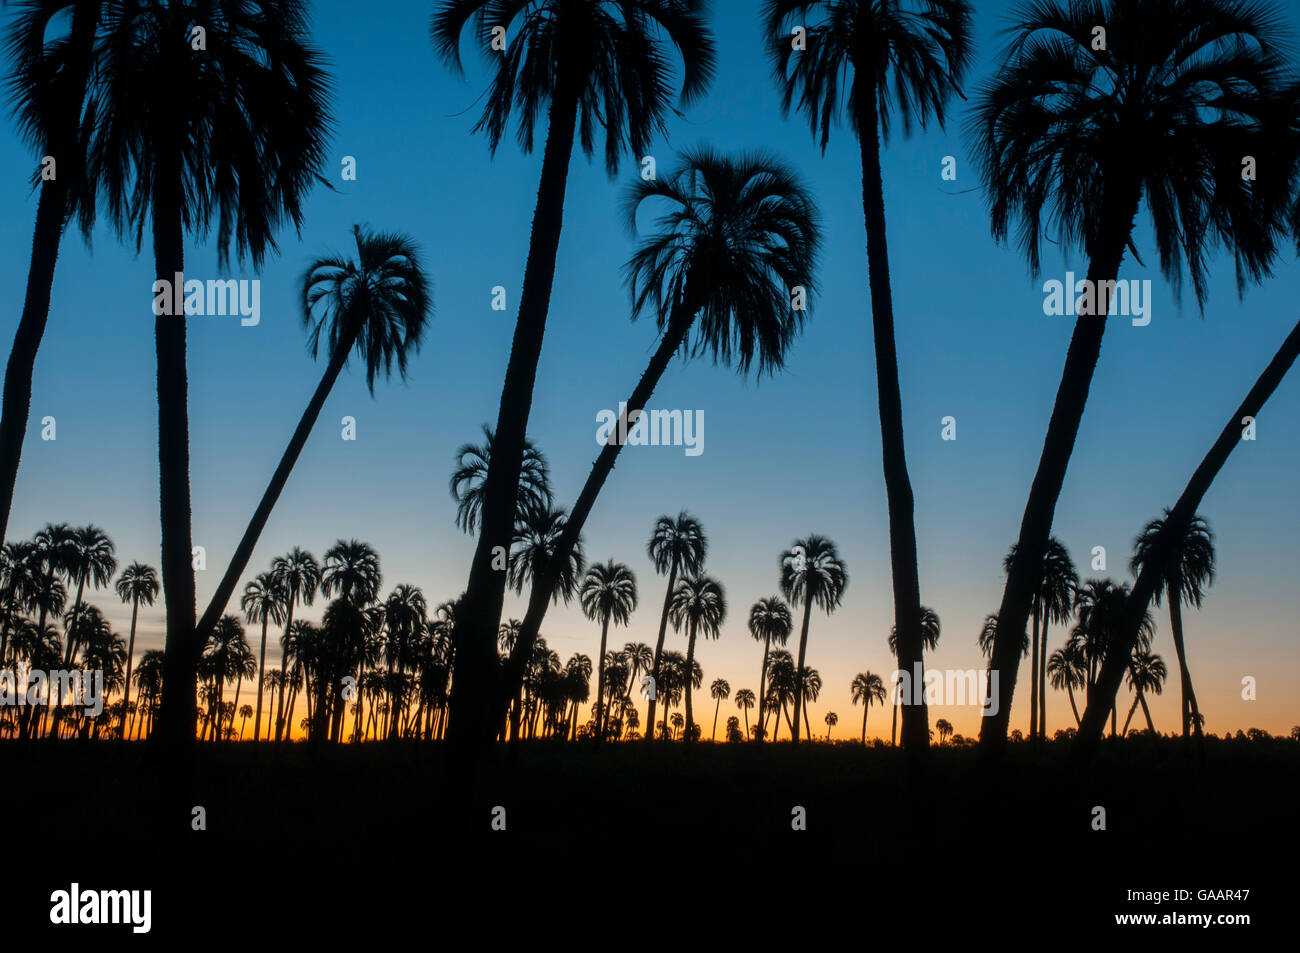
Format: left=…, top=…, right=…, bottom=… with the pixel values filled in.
left=119, top=597, right=140, bottom=737
left=151, top=151, right=199, bottom=750
left=1028, top=599, right=1040, bottom=740
left=861, top=702, right=868, bottom=744
left=1139, top=691, right=1156, bottom=735
left=981, top=172, right=1143, bottom=755
left=857, top=86, right=927, bottom=752
left=1065, top=682, right=1080, bottom=728
left=891, top=688, right=898, bottom=747
left=643, top=559, right=678, bottom=746
left=448, top=80, right=582, bottom=748
left=790, top=598, right=813, bottom=743
left=757, top=635, right=770, bottom=742
left=0, top=2, right=100, bottom=548
left=275, top=598, right=296, bottom=742
left=1077, top=317, right=1300, bottom=759
left=594, top=615, right=610, bottom=744
left=1039, top=618, right=1050, bottom=738
left=500, top=295, right=701, bottom=731
left=1121, top=692, right=1140, bottom=736
left=1166, top=582, right=1201, bottom=739
left=253, top=615, right=268, bottom=742
left=712, top=697, right=721, bottom=741
left=684, top=619, right=701, bottom=741
left=194, top=321, right=361, bottom=648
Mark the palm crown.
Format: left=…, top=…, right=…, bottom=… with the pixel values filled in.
left=579, top=560, right=638, bottom=628
left=449, top=425, right=553, bottom=535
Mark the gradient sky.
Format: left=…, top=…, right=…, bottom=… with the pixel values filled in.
left=2, top=0, right=1297, bottom=741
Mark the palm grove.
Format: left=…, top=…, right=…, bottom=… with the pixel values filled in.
left=2, top=0, right=1299, bottom=758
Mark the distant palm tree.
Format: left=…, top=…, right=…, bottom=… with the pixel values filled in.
left=888, top=607, right=939, bottom=746
left=508, top=504, right=585, bottom=606
left=499, top=149, right=821, bottom=737
left=430, top=0, right=715, bottom=745
left=132, top=650, right=164, bottom=740
left=88, top=0, right=333, bottom=747
left=970, top=0, right=1291, bottom=753
left=669, top=575, right=726, bottom=741
left=1131, top=511, right=1215, bottom=740
left=382, top=584, right=427, bottom=740
left=749, top=597, right=793, bottom=743
left=781, top=537, right=847, bottom=743
left=196, top=226, right=431, bottom=654
left=764, top=0, right=971, bottom=753
left=935, top=719, right=953, bottom=745
left=1047, top=641, right=1087, bottom=728
left=733, top=688, right=755, bottom=740
left=799, top=667, right=823, bottom=740
left=1005, top=538, right=1077, bottom=740
left=1071, top=580, right=1155, bottom=737
left=450, top=426, right=553, bottom=535
left=1121, top=651, right=1168, bottom=736
left=114, top=562, right=159, bottom=737
left=62, top=525, right=116, bottom=666
left=238, top=705, right=255, bottom=741
left=640, top=514, right=707, bottom=743
left=823, top=710, right=838, bottom=741
left=709, top=679, right=731, bottom=742
left=765, top=650, right=797, bottom=742
left=620, top=641, right=655, bottom=720
left=270, top=549, right=320, bottom=743
left=564, top=654, right=592, bottom=740
left=579, top=560, right=638, bottom=741
left=850, top=672, right=887, bottom=744
left=319, top=541, right=382, bottom=741
left=241, top=572, right=285, bottom=744
left=0, top=0, right=103, bottom=547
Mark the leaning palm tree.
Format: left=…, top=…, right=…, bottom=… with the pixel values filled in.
left=667, top=575, right=726, bottom=741
left=431, top=0, right=716, bottom=747
left=195, top=225, right=431, bottom=654
left=238, top=704, right=255, bottom=740
left=241, top=571, right=286, bottom=743
left=850, top=671, right=887, bottom=744
left=578, top=560, right=637, bottom=742
left=970, top=0, right=1292, bottom=754
left=709, top=679, right=731, bottom=741
left=498, top=148, right=821, bottom=740
left=114, top=562, right=159, bottom=737
left=888, top=607, right=938, bottom=746
left=734, top=688, right=756, bottom=739
left=87, top=0, right=333, bottom=747
left=450, top=426, right=552, bottom=535
left=764, top=0, right=971, bottom=754
left=749, top=597, right=793, bottom=743
left=0, top=0, right=104, bottom=547
left=1121, top=650, right=1168, bottom=736
left=781, top=537, right=847, bottom=743
left=270, top=548, right=320, bottom=743
left=1130, top=511, right=1215, bottom=739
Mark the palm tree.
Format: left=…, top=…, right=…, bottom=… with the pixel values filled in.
left=1121, top=651, right=1168, bottom=736
left=781, top=537, right=847, bottom=743
left=764, top=0, right=971, bottom=754
left=113, top=562, right=159, bottom=736
left=799, top=667, right=823, bottom=740
left=563, top=653, right=592, bottom=740
left=431, top=0, right=715, bottom=746
left=1071, top=580, right=1155, bottom=737
left=749, top=597, right=793, bottom=743
left=620, top=641, right=654, bottom=718
left=888, top=607, right=938, bottom=746
left=238, top=704, right=254, bottom=740
left=270, top=549, right=320, bottom=742
left=88, top=0, right=333, bottom=748
left=1131, top=511, right=1215, bottom=740
left=935, top=719, right=953, bottom=745
left=508, top=504, right=585, bottom=606
left=132, top=650, right=164, bottom=740
left=1047, top=641, right=1087, bottom=728
left=203, top=615, right=252, bottom=742
left=319, top=541, right=382, bottom=741
left=706, top=679, right=730, bottom=741
left=0, top=0, right=104, bottom=547
left=765, top=650, right=797, bottom=742
left=669, top=575, right=726, bottom=741
left=850, top=671, right=887, bottom=744
left=970, top=0, right=1291, bottom=754
left=1004, top=538, right=1077, bottom=740
left=824, top=710, right=838, bottom=741
left=578, top=560, right=637, bottom=742
left=62, top=525, right=116, bottom=666
left=241, top=572, right=286, bottom=743
left=195, top=226, right=430, bottom=654
left=450, top=426, right=552, bottom=535
left=499, top=149, right=821, bottom=736
left=382, top=584, right=427, bottom=740
left=734, top=688, right=756, bottom=739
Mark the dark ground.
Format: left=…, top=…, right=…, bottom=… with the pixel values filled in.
left=2, top=735, right=1293, bottom=941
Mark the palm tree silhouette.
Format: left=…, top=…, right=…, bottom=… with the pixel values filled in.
left=319, top=540, right=382, bottom=742
left=888, top=607, right=939, bottom=746
left=733, top=688, right=756, bottom=740
left=764, top=650, right=797, bottom=742
left=62, top=525, right=116, bottom=666
left=509, top=504, right=585, bottom=607
left=270, top=549, right=320, bottom=743
left=579, top=560, right=637, bottom=742
left=450, top=426, right=553, bottom=535
left=640, top=514, right=707, bottom=744
left=669, top=575, right=726, bottom=741
left=1131, top=511, right=1215, bottom=740
left=238, top=704, right=254, bottom=741
left=1004, top=538, right=1077, bottom=741
left=1121, top=651, right=1168, bottom=736
left=619, top=641, right=655, bottom=725
left=709, top=679, right=731, bottom=742
left=764, top=0, right=971, bottom=753
left=850, top=672, right=887, bottom=744
left=196, top=225, right=431, bottom=657
left=1071, top=580, right=1155, bottom=737
left=781, top=537, right=847, bottom=743
left=799, top=667, right=823, bottom=740
left=382, top=584, right=428, bottom=741
left=0, top=0, right=103, bottom=547
left=823, top=710, right=838, bottom=742
left=749, top=597, right=793, bottom=743
left=430, top=0, right=715, bottom=745
left=1047, top=641, right=1087, bottom=728
left=498, top=149, right=821, bottom=735
left=935, top=719, right=953, bottom=745
left=971, top=0, right=1291, bottom=754
left=132, top=650, right=164, bottom=740
left=113, top=562, right=158, bottom=737
left=241, top=572, right=285, bottom=744
left=87, top=0, right=333, bottom=747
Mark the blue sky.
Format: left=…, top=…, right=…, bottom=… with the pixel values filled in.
left=2, top=0, right=1297, bottom=738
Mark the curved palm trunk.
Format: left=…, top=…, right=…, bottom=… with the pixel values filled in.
left=448, top=82, right=582, bottom=749
left=790, top=599, right=814, bottom=744
left=1139, top=692, right=1156, bottom=735
left=757, top=635, right=770, bottom=743
left=1077, top=316, right=1300, bottom=759
left=856, top=88, right=927, bottom=752
left=712, top=698, right=721, bottom=741
left=891, top=690, right=898, bottom=747
left=684, top=620, right=698, bottom=741
left=498, top=295, right=700, bottom=736
left=253, top=616, right=268, bottom=742
left=275, top=598, right=296, bottom=743
left=980, top=173, right=1142, bottom=756
left=120, top=597, right=140, bottom=738
left=1039, top=618, right=1050, bottom=739
left=594, top=615, right=610, bottom=745
left=1065, top=682, right=1080, bottom=728
left=151, top=151, right=199, bottom=751
left=1029, top=600, right=1040, bottom=741
left=1166, top=589, right=1201, bottom=739
left=1121, top=692, right=1140, bottom=736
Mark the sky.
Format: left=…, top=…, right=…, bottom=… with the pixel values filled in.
left=2, top=0, right=1298, bottom=742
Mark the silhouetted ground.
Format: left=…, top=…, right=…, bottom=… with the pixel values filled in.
left=3, top=736, right=1292, bottom=940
